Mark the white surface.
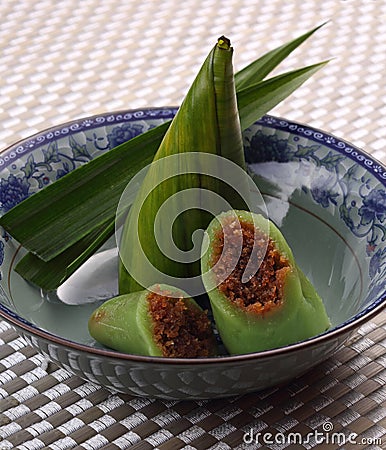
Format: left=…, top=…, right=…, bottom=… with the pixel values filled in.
left=0, top=0, right=385, bottom=164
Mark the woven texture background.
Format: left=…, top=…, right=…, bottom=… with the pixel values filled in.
left=1, top=0, right=386, bottom=164
left=0, top=0, right=385, bottom=449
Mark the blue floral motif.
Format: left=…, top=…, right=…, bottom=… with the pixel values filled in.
left=358, top=189, right=386, bottom=226
left=68, top=135, right=91, bottom=160
left=245, top=131, right=346, bottom=172
left=42, top=141, right=61, bottom=165
left=244, top=130, right=386, bottom=283
left=56, top=163, right=71, bottom=180
left=369, top=248, right=386, bottom=279
left=339, top=203, right=355, bottom=230
left=0, top=175, right=30, bottom=212
left=365, top=277, right=386, bottom=309
left=86, top=133, right=109, bottom=151
left=309, top=171, right=339, bottom=208
left=107, top=123, right=144, bottom=148
left=310, top=185, right=339, bottom=208
left=245, top=131, right=291, bottom=163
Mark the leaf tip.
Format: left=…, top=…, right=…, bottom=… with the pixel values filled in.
left=217, top=35, right=231, bottom=50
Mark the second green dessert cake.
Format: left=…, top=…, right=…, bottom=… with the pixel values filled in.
left=201, top=210, right=331, bottom=354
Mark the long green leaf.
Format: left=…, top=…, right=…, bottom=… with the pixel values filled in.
left=15, top=218, right=115, bottom=291
left=119, top=36, right=246, bottom=294
left=234, top=21, right=327, bottom=90
left=238, top=61, right=329, bottom=131
left=0, top=121, right=169, bottom=261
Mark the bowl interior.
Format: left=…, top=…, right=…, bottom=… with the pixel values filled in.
left=0, top=109, right=385, bottom=354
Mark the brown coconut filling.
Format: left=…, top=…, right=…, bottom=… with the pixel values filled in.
left=147, top=291, right=215, bottom=358
left=212, top=218, right=290, bottom=314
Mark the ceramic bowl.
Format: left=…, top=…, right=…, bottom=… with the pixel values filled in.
left=0, top=108, right=385, bottom=399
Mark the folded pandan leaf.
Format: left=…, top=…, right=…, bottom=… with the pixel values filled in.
left=201, top=210, right=331, bottom=354
left=88, top=283, right=217, bottom=357
left=0, top=24, right=329, bottom=290
left=118, top=36, right=247, bottom=294
left=1, top=123, right=168, bottom=262
left=14, top=217, right=115, bottom=291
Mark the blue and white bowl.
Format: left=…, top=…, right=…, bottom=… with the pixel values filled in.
left=0, top=108, right=384, bottom=399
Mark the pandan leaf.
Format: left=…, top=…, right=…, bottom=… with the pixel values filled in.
left=0, top=122, right=169, bottom=261
left=234, top=21, right=327, bottom=90
left=14, top=217, right=115, bottom=291
left=238, top=61, right=329, bottom=131
left=118, top=36, right=248, bottom=294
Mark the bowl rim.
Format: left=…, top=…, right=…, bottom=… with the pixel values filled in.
left=2, top=106, right=386, bottom=182
left=0, top=108, right=385, bottom=365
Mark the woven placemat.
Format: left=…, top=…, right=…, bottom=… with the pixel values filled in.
left=0, top=313, right=384, bottom=450
left=0, top=0, right=385, bottom=448
left=1, top=0, right=386, bottom=164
